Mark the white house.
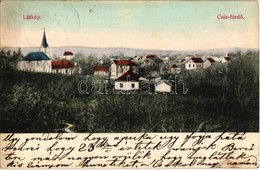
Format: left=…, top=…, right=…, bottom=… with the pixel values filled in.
left=185, top=57, right=204, bottom=70
left=221, top=56, right=231, bottom=63
left=155, top=80, right=171, bottom=93
left=207, top=57, right=216, bottom=66
left=203, top=58, right=212, bottom=69
left=92, top=66, right=109, bottom=76
left=163, top=57, right=170, bottom=64
left=114, top=70, right=140, bottom=91
left=17, top=52, right=52, bottom=73
left=110, top=59, right=138, bottom=79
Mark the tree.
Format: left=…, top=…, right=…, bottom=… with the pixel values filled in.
left=72, top=53, right=98, bottom=75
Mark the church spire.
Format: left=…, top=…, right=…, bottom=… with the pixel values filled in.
left=40, top=27, right=50, bottom=57
left=41, top=27, right=49, bottom=48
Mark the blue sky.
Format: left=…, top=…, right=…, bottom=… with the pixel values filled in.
left=1, top=1, right=258, bottom=50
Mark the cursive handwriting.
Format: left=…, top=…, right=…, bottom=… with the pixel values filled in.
left=0, top=132, right=258, bottom=168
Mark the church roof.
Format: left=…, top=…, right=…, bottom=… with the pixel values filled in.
left=41, top=28, right=49, bottom=48
left=24, top=52, right=51, bottom=61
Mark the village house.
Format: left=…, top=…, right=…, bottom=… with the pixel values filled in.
left=114, top=70, right=140, bottom=91
left=221, top=56, right=231, bottom=63
left=206, top=58, right=216, bottom=67
left=185, top=57, right=204, bottom=70
left=110, top=59, right=138, bottom=79
left=163, top=56, right=170, bottom=64
left=143, top=55, right=157, bottom=66
left=155, top=80, right=171, bottom=93
left=171, top=64, right=181, bottom=74
left=51, top=60, right=77, bottom=75
left=203, top=58, right=213, bottom=69
left=92, top=66, right=109, bottom=76
left=62, top=51, right=74, bottom=60
left=185, top=57, right=217, bottom=70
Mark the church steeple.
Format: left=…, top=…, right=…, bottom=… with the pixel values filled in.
left=40, top=27, right=50, bottom=57
left=41, top=27, right=49, bottom=48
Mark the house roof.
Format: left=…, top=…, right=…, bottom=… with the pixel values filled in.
left=207, top=58, right=215, bottom=63
left=146, top=55, right=157, bottom=59
left=64, top=51, right=73, bottom=56
left=113, top=60, right=138, bottom=66
left=52, top=60, right=75, bottom=69
left=171, top=64, right=178, bottom=68
left=24, top=52, right=51, bottom=61
left=163, top=57, right=170, bottom=60
left=224, top=57, right=231, bottom=61
left=155, top=80, right=171, bottom=86
left=92, top=66, right=109, bottom=72
left=41, top=28, right=49, bottom=48
left=116, top=70, right=140, bottom=81
left=190, top=57, right=204, bottom=63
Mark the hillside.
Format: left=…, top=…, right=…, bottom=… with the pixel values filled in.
left=1, top=46, right=257, bottom=58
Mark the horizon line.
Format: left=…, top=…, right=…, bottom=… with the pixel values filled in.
left=0, top=46, right=258, bottom=52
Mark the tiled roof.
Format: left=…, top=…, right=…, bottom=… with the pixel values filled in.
left=207, top=58, right=215, bottom=63
left=116, top=70, right=140, bottom=81
left=155, top=80, right=171, bottom=86
left=171, top=64, right=178, bottom=68
left=92, top=66, right=109, bottom=72
left=146, top=55, right=157, bottom=59
left=64, top=51, right=73, bottom=56
left=190, top=57, right=204, bottom=63
left=24, top=52, right=50, bottom=61
left=224, top=57, right=231, bottom=61
left=52, top=60, right=75, bottom=69
left=113, top=60, right=138, bottom=66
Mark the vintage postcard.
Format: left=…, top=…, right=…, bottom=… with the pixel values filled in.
left=0, top=0, right=259, bottom=169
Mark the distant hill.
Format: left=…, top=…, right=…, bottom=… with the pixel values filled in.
left=1, top=46, right=258, bottom=58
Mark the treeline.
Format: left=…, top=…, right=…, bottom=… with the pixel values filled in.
left=0, top=51, right=258, bottom=132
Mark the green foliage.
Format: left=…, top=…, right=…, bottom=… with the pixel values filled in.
left=0, top=48, right=23, bottom=70
left=0, top=52, right=258, bottom=132
left=142, top=64, right=160, bottom=78
left=71, top=53, right=98, bottom=75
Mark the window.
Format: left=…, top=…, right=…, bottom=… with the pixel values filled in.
left=189, top=64, right=191, bottom=67
left=120, top=83, right=123, bottom=88
left=131, top=83, right=135, bottom=88
left=193, top=64, right=195, bottom=67
left=65, top=69, right=68, bottom=73
left=56, top=70, right=58, bottom=73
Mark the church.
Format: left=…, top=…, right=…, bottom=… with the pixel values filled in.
left=17, top=28, right=81, bottom=75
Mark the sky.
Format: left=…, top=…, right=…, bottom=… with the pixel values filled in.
left=0, top=1, right=258, bottom=51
